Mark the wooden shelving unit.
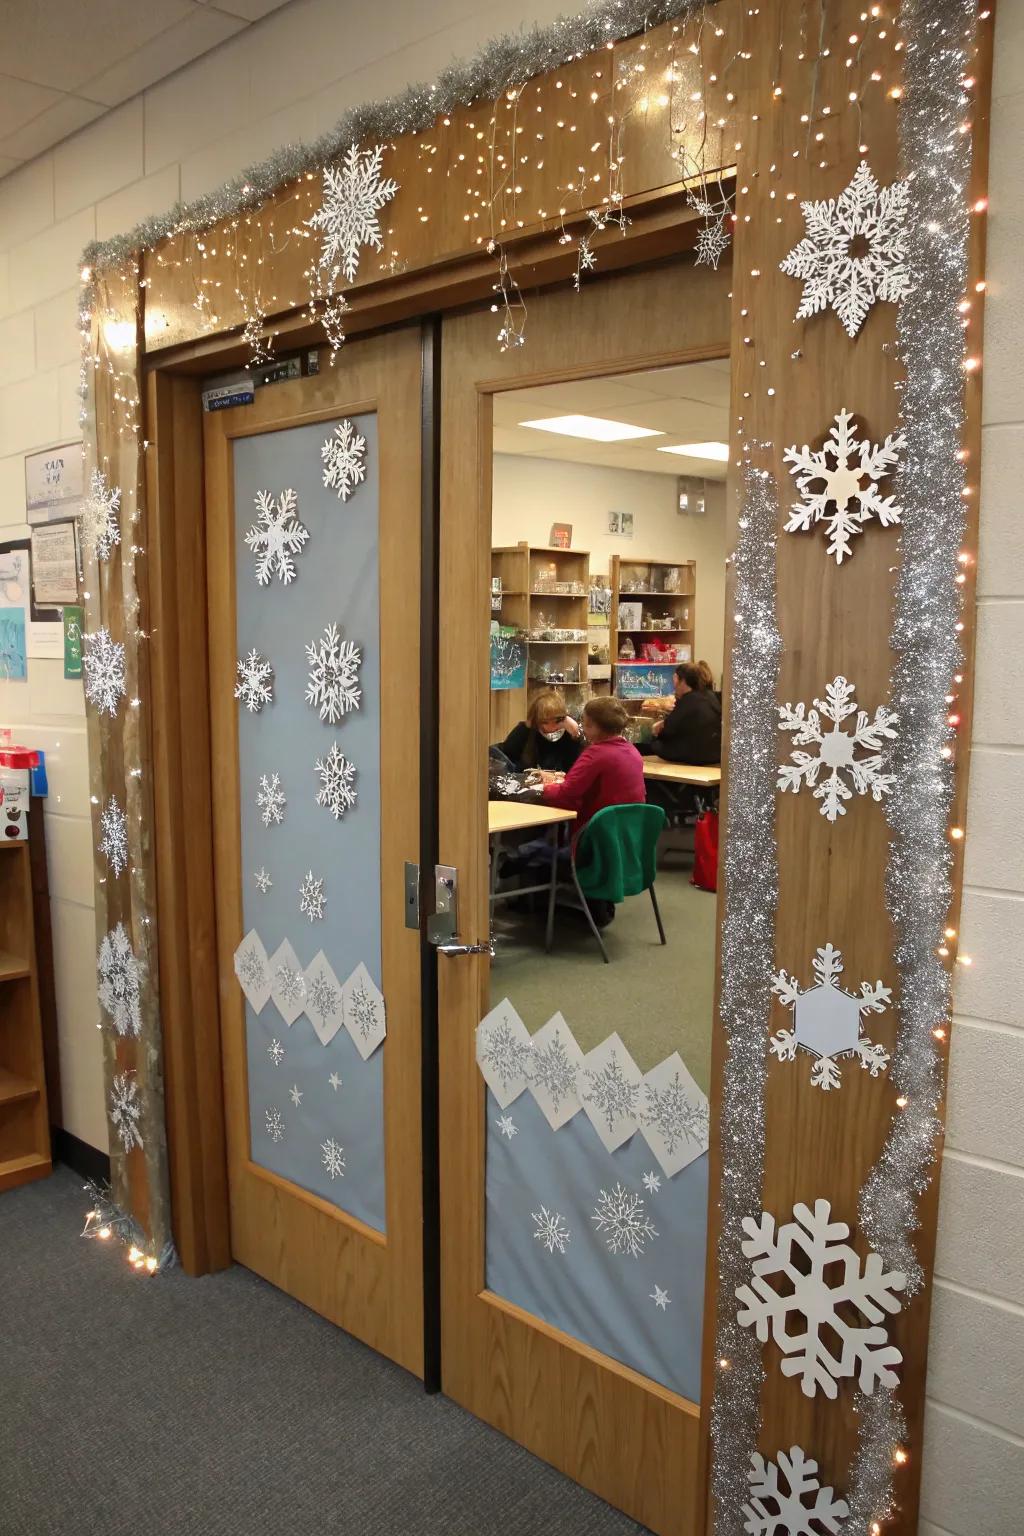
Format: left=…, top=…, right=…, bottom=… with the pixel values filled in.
left=610, top=555, right=697, bottom=718
left=490, top=542, right=590, bottom=741
left=0, top=841, right=51, bottom=1193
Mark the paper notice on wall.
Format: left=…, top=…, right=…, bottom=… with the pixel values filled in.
left=0, top=547, right=29, bottom=681
left=31, top=522, right=79, bottom=606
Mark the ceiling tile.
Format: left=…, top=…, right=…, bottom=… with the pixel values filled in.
left=0, top=95, right=104, bottom=164
left=207, top=0, right=293, bottom=18
left=0, top=155, right=23, bottom=178
left=0, top=75, right=64, bottom=139
left=0, top=1, right=197, bottom=95
left=81, top=7, right=248, bottom=108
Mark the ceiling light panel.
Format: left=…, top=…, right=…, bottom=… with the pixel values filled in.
left=656, top=441, right=730, bottom=462
left=518, top=414, right=664, bottom=443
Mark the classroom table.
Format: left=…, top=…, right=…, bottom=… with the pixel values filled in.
left=641, top=760, right=721, bottom=787
left=488, top=799, right=577, bottom=953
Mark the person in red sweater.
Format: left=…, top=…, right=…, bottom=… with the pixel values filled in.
left=540, top=695, right=645, bottom=837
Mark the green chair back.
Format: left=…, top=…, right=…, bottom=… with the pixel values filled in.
left=572, top=803, right=667, bottom=903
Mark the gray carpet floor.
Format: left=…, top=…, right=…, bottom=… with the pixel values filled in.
left=0, top=1166, right=647, bottom=1536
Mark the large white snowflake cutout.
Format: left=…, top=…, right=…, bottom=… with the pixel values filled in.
left=579, top=1032, right=643, bottom=1152
left=784, top=409, right=905, bottom=564
left=83, top=628, right=126, bottom=717
left=109, top=1072, right=143, bottom=1153
left=532, top=1206, right=572, bottom=1255
left=235, top=648, right=274, bottom=713
left=778, top=675, right=898, bottom=822
left=97, top=921, right=142, bottom=1037
left=780, top=159, right=911, bottom=338
left=81, top=468, right=121, bottom=561
left=772, top=943, right=891, bottom=1092
left=736, top=1198, right=907, bottom=1399
left=245, top=488, right=309, bottom=586
left=307, top=144, right=399, bottom=284
left=314, top=741, right=357, bottom=820
left=256, top=772, right=287, bottom=827
left=98, top=797, right=129, bottom=878
left=592, top=1182, right=658, bottom=1259
left=322, top=420, right=368, bottom=502
left=305, top=622, right=362, bottom=724
left=299, top=869, right=326, bottom=923
left=743, top=1447, right=850, bottom=1536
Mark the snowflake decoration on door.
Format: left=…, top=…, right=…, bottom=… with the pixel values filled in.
left=530, top=1033, right=578, bottom=1118
left=784, top=409, right=905, bottom=564
left=245, top=488, right=309, bottom=585
left=267, top=1038, right=285, bottom=1066
left=254, top=867, right=272, bottom=894
left=778, top=675, right=898, bottom=822
left=314, top=741, right=357, bottom=820
left=736, top=1198, right=906, bottom=1398
left=256, top=772, right=286, bottom=827
left=109, top=1072, right=143, bottom=1153
left=274, top=962, right=306, bottom=1011
left=743, top=1448, right=850, bottom=1536
left=97, top=921, right=142, bottom=1037
left=592, top=1183, right=658, bottom=1259
left=321, top=1137, right=346, bottom=1180
left=307, top=144, right=399, bottom=284
left=237, top=941, right=268, bottom=996
left=771, top=943, right=891, bottom=1091
left=321, top=420, right=368, bottom=502
left=265, top=1107, right=285, bottom=1143
left=305, top=623, right=362, bottom=724
left=83, top=628, right=126, bottom=717
left=299, top=870, right=326, bottom=923
left=532, top=1206, right=571, bottom=1255
left=307, top=972, right=340, bottom=1027
left=641, top=1070, right=709, bottom=1155
left=779, top=159, right=911, bottom=338
left=235, top=648, right=274, bottom=713
left=98, top=796, right=129, bottom=877
left=582, top=1049, right=640, bottom=1135
left=496, top=1114, right=518, bottom=1139
left=81, top=468, right=121, bottom=561
left=478, top=1012, right=533, bottom=1103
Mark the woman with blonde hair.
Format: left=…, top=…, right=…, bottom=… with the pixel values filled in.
left=496, top=687, right=584, bottom=774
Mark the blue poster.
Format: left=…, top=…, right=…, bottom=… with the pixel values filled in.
left=491, top=632, right=527, bottom=691
left=616, top=662, right=676, bottom=699
left=0, top=608, right=27, bottom=681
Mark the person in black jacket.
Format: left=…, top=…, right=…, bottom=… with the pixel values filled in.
left=496, top=688, right=586, bottom=775
left=638, top=663, right=721, bottom=764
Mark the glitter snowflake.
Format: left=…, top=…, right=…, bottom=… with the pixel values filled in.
left=289, top=1083, right=303, bottom=1107
left=348, top=978, right=378, bottom=1041
left=779, top=159, right=911, bottom=338
left=81, top=468, right=121, bottom=561
left=321, top=1136, right=346, bottom=1180
left=643, top=1171, right=662, bottom=1195
left=307, top=971, right=340, bottom=1026
left=736, top=1198, right=906, bottom=1398
left=235, top=648, right=274, bottom=713
left=784, top=409, right=906, bottom=564
left=479, top=1016, right=534, bottom=1101
left=97, top=921, right=142, bottom=1037
left=98, top=797, right=129, bottom=877
left=245, top=487, right=309, bottom=585
left=321, top=420, right=368, bottom=502
left=642, top=1070, right=709, bottom=1155
left=530, top=1032, right=578, bottom=1117
left=267, top=1038, right=285, bottom=1066
left=581, top=1050, right=640, bottom=1135
left=307, top=144, right=399, bottom=284
left=329, top=1072, right=342, bottom=1091
left=650, top=1285, right=672, bottom=1311
left=695, top=217, right=731, bottom=270
left=299, top=870, right=326, bottom=923
left=254, top=867, right=272, bottom=894
left=274, top=962, right=306, bottom=1011
left=771, top=943, right=891, bottom=1092
left=592, top=1183, right=658, bottom=1259
left=265, top=1107, right=285, bottom=1143
left=304, top=627, right=362, bottom=726
left=83, top=628, right=126, bottom=717
left=109, top=1072, right=143, bottom=1153
left=237, top=942, right=268, bottom=995
left=743, top=1447, right=850, bottom=1536
left=314, top=741, right=357, bottom=820
left=256, top=772, right=287, bottom=827
left=532, top=1206, right=571, bottom=1255
left=778, top=675, right=898, bottom=822
left=497, top=1114, right=518, bottom=1139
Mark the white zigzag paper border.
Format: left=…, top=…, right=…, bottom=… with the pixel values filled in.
left=231, top=929, right=386, bottom=1059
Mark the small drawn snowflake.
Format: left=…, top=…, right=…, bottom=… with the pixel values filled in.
left=328, top=1071, right=342, bottom=1091
left=254, top=867, right=272, bottom=894
left=288, top=1083, right=303, bottom=1107
left=642, top=1071, right=709, bottom=1155
left=581, top=1050, right=640, bottom=1135
left=321, top=420, right=368, bottom=502
left=321, top=1136, right=346, bottom=1180
left=109, top=1072, right=143, bottom=1153
left=265, top=1107, right=285, bottom=1143
left=650, top=1285, right=672, bottom=1311
left=480, top=1018, right=533, bottom=1098
left=81, top=468, right=121, bottom=561
left=306, top=144, right=399, bottom=284
left=496, top=1114, right=518, bottom=1139
left=256, top=772, right=287, bottom=827
left=305, top=622, right=362, bottom=724
left=234, top=647, right=274, bottom=713
left=267, top=1039, right=285, bottom=1066
left=784, top=409, right=905, bottom=564
left=307, top=971, right=340, bottom=1025
left=592, top=1183, right=658, bottom=1259
left=743, top=1447, right=850, bottom=1536
left=274, top=963, right=306, bottom=1010
left=643, top=1171, right=662, bottom=1195
left=237, top=943, right=267, bottom=995
left=532, top=1206, right=571, bottom=1255
left=299, top=870, right=326, bottom=923
left=245, top=487, right=309, bottom=585
left=530, top=1033, right=578, bottom=1116
left=314, top=741, right=357, bottom=820
left=778, top=675, right=898, bottom=822
left=772, top=942, right=891, bottom=1091
left=97, top=921, right=142, bottom=1037
left=83, top=628, right=126, bottom=717
left=98, top=797, right=129, bottom=878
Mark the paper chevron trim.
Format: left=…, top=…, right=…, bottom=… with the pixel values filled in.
left=231, top=930, right=386, bottom=1058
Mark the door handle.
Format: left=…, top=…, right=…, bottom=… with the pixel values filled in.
left=425, top=863, right=494, bottom=956
left=435, top=937, right=496, bottom=958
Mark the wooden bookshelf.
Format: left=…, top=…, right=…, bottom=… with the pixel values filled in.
left=490, top=542, right=590, bottom=742
left=610, top=555, right=696, bottom=719
left=0, top=841, right=51, bottom=1193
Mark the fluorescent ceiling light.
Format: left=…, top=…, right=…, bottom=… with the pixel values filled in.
left=657, top=441, right=730, bottom=462
left=518, top=414, right=664, bottom=443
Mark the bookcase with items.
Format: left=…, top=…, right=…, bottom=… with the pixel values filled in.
left=0, top=841, right=51, bottom=1192
left=490, top=542, right=590, bottom=740
left=610, top=555, right=696, bottom=717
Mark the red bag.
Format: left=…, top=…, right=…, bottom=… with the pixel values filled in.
left=690, top=809, right=719, bottom=892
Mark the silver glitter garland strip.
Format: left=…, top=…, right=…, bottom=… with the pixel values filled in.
left=81, top=0, right=708, bottom=276
left=709, top=462, right=781, bottom=1536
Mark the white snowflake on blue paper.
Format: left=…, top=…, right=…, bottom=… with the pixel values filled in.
left=307, top=144, right=399, bottom=284
left=496, top=1114, right=518, bottom=1140
left=265, top=1106, right=286, bottom=1143
left=321, top=1136, right=346, bottom=1180
left=532, top=1206, right=571, bottom=1255
left=254, top=867, right=272, bottom=894
left=267, top=1039, right=285, bottom=1066
left=650, top=1285, right=672, bottom=1311
left=256, top=772, right=286, bottom=827
left=305, top=623, right=362, bottom=725
left=299, top=870, right=326, bottom=923
left=235, top=648, right=274, bottom=713
left=592, top=1183, right=658, bottom=1259
left=314, top=741, right=357, bottom=820
left=245, top=488, right=309, bottom=586
left=321, top=420, right=368, bottom=502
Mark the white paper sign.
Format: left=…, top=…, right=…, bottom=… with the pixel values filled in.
left=25, top=443, right=84, bottom=524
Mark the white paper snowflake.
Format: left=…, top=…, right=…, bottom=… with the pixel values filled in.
left=784, top=409, right=906, bottom=564
left=778, top=675, right=898, bottom=822
left=254, top=867, right=272, bottom=894
left=650, top=1285, right=672, bottom=1311
left=532, top=1206, right=571, bottom=1255
left=328, top=1071, right=342, bottom=1091
left=736, top=1198, right=906, bottom=1398
left=288, top=1083, right=303, bottom=1107
left=83, top=628, right=126, bottom=717
left=321, top=1136, right=346, bottom=1180
left=307, top=144, right=399, bottom=284
left=643, top=1171, right=662, bottom=1195
left=321, top=420, right=368, bottom=502
left=299, top=870, right=326, bottom=923
left=98, top=797, right=129, bottom=878
left=780, top=159, right=911, bottom=337
left=109, top=1072, right=143, bottom=1153
left=592, top=1183, right=658, bottom=1259
left=305, top=623, right=362, bottom=725
left=743, top=1447, right=850, bottom=1536
left=772, top=943, right=891, bottom=1091
left=497, top=1114, right=518, bottom=1139
left=245, top=488, right=309, bottom=586
left=97, top=921, right=142, bottom=1038
left=265, top=1107, right=285, bottom=1143
left=695, top=217, right=731, bottom=270
left=267, top=1038, right=285, bottom=1066
left=314, top=741, right=357, bottom=820
left=81, top=468, right=121, bottom=561
left=235, top=647, right=274, bottom=713
left=256, top=772, right=287, bottom=827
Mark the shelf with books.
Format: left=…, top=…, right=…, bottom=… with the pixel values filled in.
left=610, top=555, right=696, bottom=715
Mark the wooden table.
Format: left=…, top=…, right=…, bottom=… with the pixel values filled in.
left=641, top=759, right=721, bottom=787
left=488, top=799, right=577, bottom=952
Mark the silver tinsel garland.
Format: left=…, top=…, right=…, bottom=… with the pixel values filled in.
left=709, top=462, right=781, bottom=1536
